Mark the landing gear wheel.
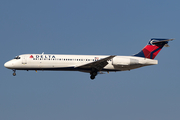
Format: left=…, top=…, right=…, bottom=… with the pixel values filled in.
left=90, top=71, right=97, bottom=80
left=12, top=69, right=16, bottom=76
left=13, top=72, right=16, bottom=76
left=90, top=75, right=95, bottom=80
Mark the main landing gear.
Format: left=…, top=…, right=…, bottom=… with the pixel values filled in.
left=12, top=69, right=16, bottom=76
left=90, top=71, right=97, bottom=80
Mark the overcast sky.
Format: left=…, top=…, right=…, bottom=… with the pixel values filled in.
left=1, top=0, right=180, bottom=120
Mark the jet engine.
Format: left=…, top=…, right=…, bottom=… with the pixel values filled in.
left=112, top=57, right=139, bottom=66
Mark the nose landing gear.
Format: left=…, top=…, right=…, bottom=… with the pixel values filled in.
left=12, top=69, right=16, bottom=76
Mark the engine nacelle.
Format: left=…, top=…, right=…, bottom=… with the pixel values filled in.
left=112, top=57, right=139, bottom=66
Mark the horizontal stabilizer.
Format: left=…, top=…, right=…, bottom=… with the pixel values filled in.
left=150, top=38, right=174, bottom=47
left=151, top=39, right=174, bottom=44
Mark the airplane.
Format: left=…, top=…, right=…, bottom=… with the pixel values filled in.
left=4, top=38, right=173, bottom=80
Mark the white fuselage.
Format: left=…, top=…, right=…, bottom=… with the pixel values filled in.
left=4, top=54, right=158, bottom=73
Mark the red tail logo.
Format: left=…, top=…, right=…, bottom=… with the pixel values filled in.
left=134, top=38, right=173, bottom=59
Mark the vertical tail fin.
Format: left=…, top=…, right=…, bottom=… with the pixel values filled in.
left=134, top=38, right=174, bottom=59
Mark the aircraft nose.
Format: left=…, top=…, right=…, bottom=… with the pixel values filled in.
left=4, top=61, right=13, bottom=69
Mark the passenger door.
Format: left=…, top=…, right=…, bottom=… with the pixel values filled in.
left=22, top=56, right=27, bottom=64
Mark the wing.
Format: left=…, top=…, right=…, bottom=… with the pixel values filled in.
left=75, top=55, right=116, bottom=71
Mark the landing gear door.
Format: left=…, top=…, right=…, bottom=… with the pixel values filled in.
left=22, top=56, right=27, bottom=64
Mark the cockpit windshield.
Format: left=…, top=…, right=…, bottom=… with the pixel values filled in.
left=14, top=56, right=21, bottom=59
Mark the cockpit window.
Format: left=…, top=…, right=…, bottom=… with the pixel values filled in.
left=14, top=56, right=21, bottom=59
